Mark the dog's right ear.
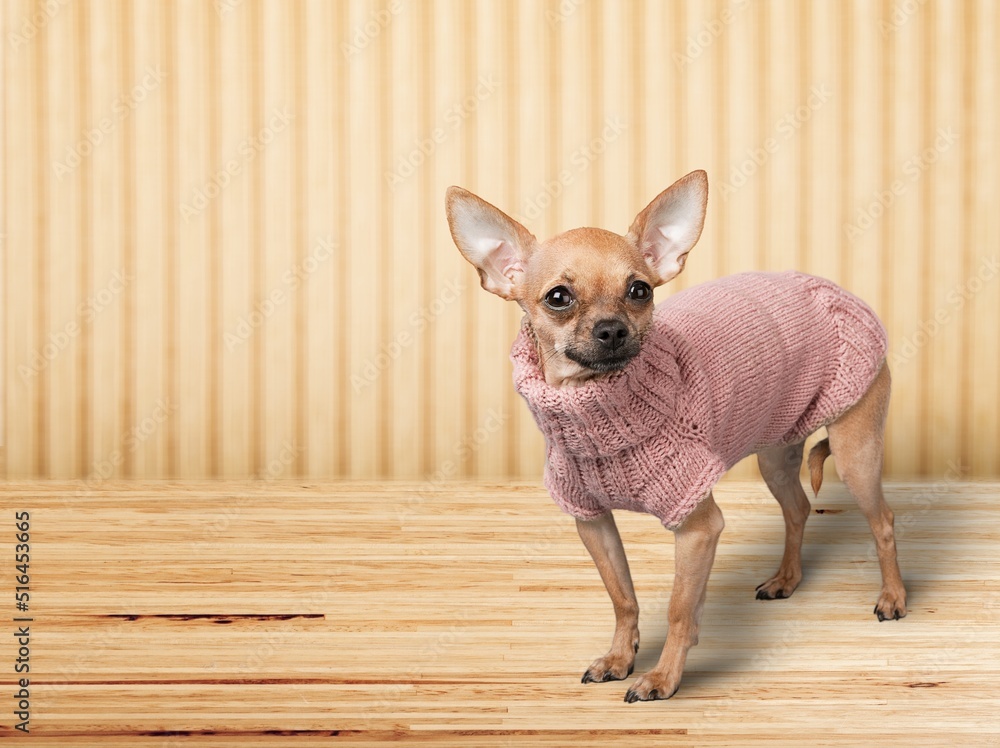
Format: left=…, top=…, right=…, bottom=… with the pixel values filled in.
left=445, top=187, right=537, bottom=300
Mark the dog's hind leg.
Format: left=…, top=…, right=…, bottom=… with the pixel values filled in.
left=577, top=512, right=641, bottom=683
left=826, top=363, right=907, bottom=621
left=755, top=441, right=811, bottom=600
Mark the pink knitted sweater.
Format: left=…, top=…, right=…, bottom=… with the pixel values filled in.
left=511, top=271, right=887, bottom=529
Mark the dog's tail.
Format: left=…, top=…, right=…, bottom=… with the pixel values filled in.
left=807, top=438, right=832, bottom=496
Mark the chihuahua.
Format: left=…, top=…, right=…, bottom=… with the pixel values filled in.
left=445, top=170, right=906, bottom=703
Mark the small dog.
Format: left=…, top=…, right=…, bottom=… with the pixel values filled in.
left=445, top=170, right=906, bottom=703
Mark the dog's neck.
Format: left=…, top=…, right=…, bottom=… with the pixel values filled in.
left=523, top=318, right=612, bottom=389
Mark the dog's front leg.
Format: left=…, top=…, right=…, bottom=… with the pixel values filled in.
left=625, top=493, right=724, bottom=702
left=576, top=512, right=640, bottom=683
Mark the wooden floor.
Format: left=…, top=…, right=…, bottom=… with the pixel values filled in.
left=1, top=480, right=999, bottom=746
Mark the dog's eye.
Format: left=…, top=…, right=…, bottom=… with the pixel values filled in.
left=544, top=286, right=574, bottom=310
left=628, top=280, right=652, bottom=301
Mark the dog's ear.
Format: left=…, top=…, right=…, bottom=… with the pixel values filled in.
left=446, top=187, right=537, bottom=300
left=628, top=170, right=708, bottom=286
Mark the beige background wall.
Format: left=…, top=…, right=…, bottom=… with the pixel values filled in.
left=1, top=0, right=998, bottom=481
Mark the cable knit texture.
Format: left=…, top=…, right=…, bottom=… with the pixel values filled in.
left=511, top=271, right=887, bottom=529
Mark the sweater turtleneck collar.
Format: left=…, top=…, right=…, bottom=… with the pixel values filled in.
left=510, top=316, right=682, bottom=458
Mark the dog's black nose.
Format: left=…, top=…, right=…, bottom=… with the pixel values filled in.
left=592, top=318, right=630, bottom=351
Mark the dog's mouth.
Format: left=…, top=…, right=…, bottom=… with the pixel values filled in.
left=564, top=347, right=638, bottom=373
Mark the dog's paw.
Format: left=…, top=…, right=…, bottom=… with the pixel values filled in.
left=873, top=587, right=907, bottom=621
left=581, top=652, right=635, bottom=684
left=623, top=671, right=680, bottom=703
left=754, top=571, right=801, bottom=600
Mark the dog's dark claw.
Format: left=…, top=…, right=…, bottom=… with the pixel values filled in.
left=624, top=689, right=638, bottom=703
left=581, top=672, right=593, bottom=684
left=756, top=589, right=769, bottom=600
left=876, top=610, right=886, bottom=622
left=774, top=590, right=786, bottom=599
left=634, top=642, right=640, bottom=653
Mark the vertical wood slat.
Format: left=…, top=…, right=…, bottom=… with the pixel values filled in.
left=971, top=0, right=1000, bottom=477
left=87, top=0, right=125, bottom=480
left=887, top=1, right=923, bottom=477
left=261, top=0, right=295, bottom=475
left=304, top=0, right=336, bottom=478
left=387, top=0, right=418, bottom=478
left=45, top=1, right=78, bottom=477
left=219, top=0, right=252, bottom=478
left=5, top=0, right=38, bottom=478
left=928, top=1, right=963, bottom=477
left=0, top=0, right=5, bottom=471
left=430, top=0, right=467, bottom=482
left=471, top=0, right=508, bottom=480
left=131, top=0, right=166, bottom=478
left=513, top=0, right=548, bottom=481
left=2, top=0, right=999, bottom=481
left=174, top=0, right=208, bottom=477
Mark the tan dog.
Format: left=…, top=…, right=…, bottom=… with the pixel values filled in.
left=445, top=170, right=906, bottom=702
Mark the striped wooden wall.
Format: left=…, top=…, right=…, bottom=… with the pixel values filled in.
left=1, top=0, right=998, bottom=481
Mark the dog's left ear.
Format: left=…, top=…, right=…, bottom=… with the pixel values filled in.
left=628, top=170, right=708, bottom=286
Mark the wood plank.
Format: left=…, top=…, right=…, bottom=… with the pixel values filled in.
left=0, top=480, right=998, bottom=743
